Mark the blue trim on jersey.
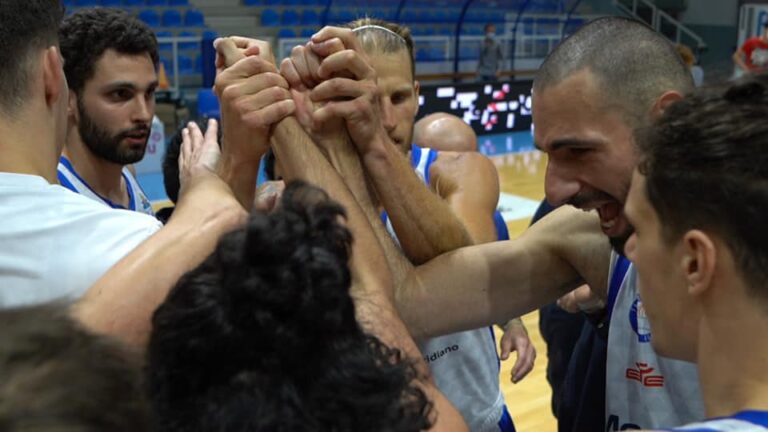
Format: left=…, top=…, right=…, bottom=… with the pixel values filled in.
left=606, top=255, right=631, bottom=320
left=381, top=210, right=388, bottom=226
left=494, top=211, right=509, bottom=241
left=58, top=157, right=130, bottom=211
left=411, top=144, right=422, bottom=167
left=488, top=325, right=501, bottom=371
left=658, top=410, right=768, bottom=431
left=424, top=148, right=439, bottom=185
left=57, top=169, right=78, bottom=193
left=733, top=410, right=768, bottom=426
left=498, top=405, right=517, bottom=432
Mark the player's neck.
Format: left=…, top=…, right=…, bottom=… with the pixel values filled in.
left=64, top=132, right=127, bottom=206
left=697, top=286, right=768, bottom=418
left=0, top=108, right=59, bottom=183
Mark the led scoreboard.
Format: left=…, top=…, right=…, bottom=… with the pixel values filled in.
left=417, top=80, right=533, bottom=136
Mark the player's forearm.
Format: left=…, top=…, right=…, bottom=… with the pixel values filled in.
left=74, top=189, right=246, bottom=349
left=362, top=142, right=472, bottom=264
left=218, top=152, right=260, bottom=210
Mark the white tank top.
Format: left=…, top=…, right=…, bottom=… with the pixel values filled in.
left=606, top=252, right=705, bottom=430
left=57, top=156, right=154, bottom=216
left=383, top=145, right=511, bottom=432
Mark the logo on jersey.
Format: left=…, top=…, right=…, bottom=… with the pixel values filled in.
left=629, top=297, right=652, bottom=343
left=625, top=362, right=665, bottom=388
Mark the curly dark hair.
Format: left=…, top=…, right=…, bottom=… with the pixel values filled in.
left=0, top=303, right=149, bottom=431
left=638, top=73, right=768, bottom=296
left=60, top=8, right=159, bottom=94
left=147, top=181, right=433, bottom=432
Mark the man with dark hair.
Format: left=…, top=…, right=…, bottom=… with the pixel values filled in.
left=732, top=22, right=768, bottom=74
left=0, top=0, right=250, bottom=351
left=58, top=8, right=159, bottom=215
left=624, top=73, right=768, bottom=430
left=385, top=16, right=705, bottom=430
left=0, top=303, right=149, bottom=431
left=149, top=181, right=433, bottom=432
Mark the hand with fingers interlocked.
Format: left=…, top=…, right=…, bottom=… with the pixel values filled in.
left=280, top=27, right=392, bottom=158
left=178, top=119, right=221, bottom=188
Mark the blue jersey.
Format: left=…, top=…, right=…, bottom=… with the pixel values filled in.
left=658, top=410, right=768, bottom=431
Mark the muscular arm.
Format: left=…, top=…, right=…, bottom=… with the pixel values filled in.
left=362, top=143, right=473, bottom=265
left=429, top=151, right=500, bottom=244
left=74, top=167, right=246, bottom=349
left=398, top=206, right=613, bottom=339
left=272, top=117, right=468, bottom=431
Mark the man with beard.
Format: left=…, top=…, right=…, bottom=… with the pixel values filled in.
left=57, top=8, right=157, bottom=215
left=388, top=17, right=705, bottom=430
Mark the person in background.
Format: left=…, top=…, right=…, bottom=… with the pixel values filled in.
left=478, top=23, right=504, bottom=81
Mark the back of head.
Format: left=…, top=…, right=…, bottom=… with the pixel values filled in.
left=0, top=303, right=148, bottom=432
left=535, top=17, right=693, bottom=124
left=414, top=113, right=477, bottom=152
left=345, top=18, right=415, bottom=80
left=148, top=181, right=432, bottom=432
left=638, top=73, right=768, bottom=298
left=0, top=0, right=64, bottom=118
left=60, top=7, right=159, bottom=95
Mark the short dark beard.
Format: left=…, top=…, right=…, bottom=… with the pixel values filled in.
left=77, top=100, right=149, bottom=165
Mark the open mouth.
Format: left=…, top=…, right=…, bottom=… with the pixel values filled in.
left=596, top=201, right=625, bottom=236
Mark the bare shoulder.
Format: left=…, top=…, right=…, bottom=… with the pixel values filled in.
left=523, top=206, right=613, bottom=298
left=429, top=151, right=498, bottom=191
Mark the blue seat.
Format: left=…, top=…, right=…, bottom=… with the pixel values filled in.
left=263, top=0, right=279, bottom=4
left=155, top=30, right=173, bottom=51
left=138, top=10, right=160, bottom=27
left=184, top=9, right=205, bottom=27
left=74, top=0, right=99, bottom=6
left=145, top=0, right=166, bottom=5
left=243, top=0, right=261, bottom=4
left=281, top=10, right=299, bottom=25
left=300, top=28, right=316, bottom=38
left=100, top=0, right=122, bottom=6
left=300, top=9, right=320, bottom=26
left=178, top=30, right=199, bottom=50
left=178, top=55, right=194, bottom=74
left=161, top=9, right=182, bottom=27
left=277, top=28, right=296, bottom=38
left=168, top=0, right=189, bottom=5
left=260, top=9, right=279, bottom=26
left=123, top=0, right=142, bottom=5
left=283, top=0, right=299, bottom=4
left=194, top=55, right=203, bottom=73
left=197, top=88, right=220, bottom=120
left=202, top=30, right=219, bottom=40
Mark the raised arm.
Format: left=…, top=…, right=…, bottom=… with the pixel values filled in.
left=399, top=205, right=613, bottom=339
left=74, top=120, right=247, bottom=349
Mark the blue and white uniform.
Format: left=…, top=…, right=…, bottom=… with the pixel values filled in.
left=605, top=252, right=705, bottom=430
left=658, top=411, right=768, bottom=431
left=383, top=145, right=515, bottom=432
left=57, top=156, right=154, bottom=216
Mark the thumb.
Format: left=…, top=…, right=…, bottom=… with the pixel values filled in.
left=499, top=333, right=512, bottom=360
left=215, top=37, right=245, bottom=69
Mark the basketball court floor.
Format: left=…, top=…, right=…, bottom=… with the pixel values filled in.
left=138, top=129, right=558, bottom=431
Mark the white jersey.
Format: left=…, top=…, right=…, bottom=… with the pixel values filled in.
left=606, top=252, right=705, bottom=430
left=383, top=145, right=514, bottom=432
left=58, top=156, right=155, bottom=216
left=657, top=411, right=768, bottom=431
left=0, top=173, right=161, bottom=307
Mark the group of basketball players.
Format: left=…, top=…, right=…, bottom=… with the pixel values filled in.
left=0, top=0, right=767, bottom=431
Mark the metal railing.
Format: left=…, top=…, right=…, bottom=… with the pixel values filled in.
left=613, top=0, right=706, bottom=49
left=157, top=36, right=202, bottom=94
